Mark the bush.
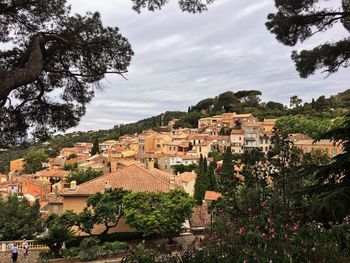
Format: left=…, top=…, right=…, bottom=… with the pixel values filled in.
left=61, top=247, right=80, bottom=259
left=102, top=241, right=129, bottom=254
left=79, top=237, right=100, bottom=261
left=180, top=208, right=350, bottom=263
left=37, top=251, right=55, bottom=263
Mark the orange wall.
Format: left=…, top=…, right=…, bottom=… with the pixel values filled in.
left=10, top=159, right=24, bottom=173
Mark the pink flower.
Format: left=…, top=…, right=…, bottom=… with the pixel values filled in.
left=261, top=232, right=267, bottom=239
left=239, top=226, right=245, bottom=234
left=270, top=234, right=276, bottom=240
left=267, top=217, right=272, bottom=223
left=248, top=208, right=252, bottom=212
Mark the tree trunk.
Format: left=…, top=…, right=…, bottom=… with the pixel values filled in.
left=168, top=235, right=174, bottom=244
left=0, top=34, right=44, bottom=103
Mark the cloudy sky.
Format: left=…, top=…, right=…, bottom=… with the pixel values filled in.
left=68, top=0, right=349, bottom=131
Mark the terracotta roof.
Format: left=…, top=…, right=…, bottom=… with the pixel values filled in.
left=60, top=164, right=181, bottom=196
left=204, top=191, right=222, bottom=201
left=231, top=129, right=245, bottom=134
left=35, top=169, right=68, bottom=178
left=178, top=172, right=197, bottom=183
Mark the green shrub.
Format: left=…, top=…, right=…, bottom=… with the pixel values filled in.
left=61, top=247, right=80, bottom=259
left=102, top=241, right=129, bottom=253
left=37, top=251, right=55, bottom=263
left=79, top=237, right=100, bottom=261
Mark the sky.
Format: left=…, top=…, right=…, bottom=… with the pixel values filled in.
left=68, top=0, right=349, bottom=131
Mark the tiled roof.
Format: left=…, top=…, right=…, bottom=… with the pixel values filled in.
left=178, top=172, right=197, bottom=183
left=60, top=164, right=181, bottom=196
left=204, top=191, right=222, bottom=201
left=35, top=169, right=68, bottom=178
left=231, top=129, right=245, bottom=135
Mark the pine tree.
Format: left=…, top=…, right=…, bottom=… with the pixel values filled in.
left=305, top=114, right=350, bottom=223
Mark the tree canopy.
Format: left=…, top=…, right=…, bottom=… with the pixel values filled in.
left=266, top=0, right=350, bottom=77
left=0, top=1, right=134, bottom=147
left=123, top=189, right=194, bottom=243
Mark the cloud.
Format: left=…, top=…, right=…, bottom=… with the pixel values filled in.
left=66, top=0, right=349, bottom=132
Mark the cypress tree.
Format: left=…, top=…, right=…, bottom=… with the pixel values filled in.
left=194, top=155, right=206, bottom=205
left=207, top=162, right=217, bottom=191
left=91, top=137, right=100, bottom=156
left=220, top=147, right=239, bottom=212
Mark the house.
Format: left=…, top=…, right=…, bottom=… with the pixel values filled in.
left=165, top=140, right=191, bottom=156
left=230, top=129, right=244, bottom=154
left=263, top=119, right=276, bottom=134
left=78, top=154, right=110, bottom=174
left=178, top=171, right=197, bottom=196
left=9, top=158, right=24, bottom=174
left=58, top=164, right=182, bottom=234
left=99, top=140, right=118, bottom=152
left=293, top=139, right=343, bottom=157
left=0, top=176, right=51, bottom=201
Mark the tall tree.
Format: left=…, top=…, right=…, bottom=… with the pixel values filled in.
left=266, top=0, right=350, bottom=78
left=0, top=1, right=133, bottom=146
left=305, top=114, right=350, bottom=223
left=219, top=147, right=240, bottom=213
left=91, top=137, right=100, bottom=156
left=194, top=155, right=207, bottom=204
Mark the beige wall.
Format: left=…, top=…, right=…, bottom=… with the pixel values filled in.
left=182, top=180, right=195, bottom=197
left=62, top=196, right=134, bottom=234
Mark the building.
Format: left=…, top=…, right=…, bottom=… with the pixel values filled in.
left=59, top=164, right=182, bottom=234
left=178, top=171, right=197, bottom=196
left=9, top=158, right=24, bottom=174
left=293, top=139, right=343, bottom=157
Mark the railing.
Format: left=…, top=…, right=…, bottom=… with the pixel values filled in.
left=0, top=240, right=48, bottom=252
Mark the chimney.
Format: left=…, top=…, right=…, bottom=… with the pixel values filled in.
left=104, top=181, right=111, bottom=191
left=147, top=158, right=155, bottom=170
left=70, top=180, right=77, bottom=190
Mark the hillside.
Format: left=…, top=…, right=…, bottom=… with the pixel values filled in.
left=0, top=89, right=349, bottom=173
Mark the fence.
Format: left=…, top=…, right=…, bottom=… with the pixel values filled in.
left=0, top=240, right=47, bottom=252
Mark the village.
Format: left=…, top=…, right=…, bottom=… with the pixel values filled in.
left=0, top=112, right=342, bottom=233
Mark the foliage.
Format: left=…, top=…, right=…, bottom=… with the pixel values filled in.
left=23, top=149, right=48, bottom=174
left=91, top=137, right=100, bottom=155
left=67, top=167, right=103, bottom=184
left=0, top=195, right=42, bottom=241
left=181, top=209, right=350, bottom=263
left=79, top=237, right=101, bottom=261
left=303, top=114, right=350, bottom=223
left=61, top=247, right=80, bottom=260
left=53, top=189, right=128, bottom=237
left=123, top=189, right=194, bottom=243
left=172, top=163, right=197, bottom=174
left=275, top=115, right=341, bottom=139
left=266, top=0, right=350, bottom=78
left=102, top=241, right=129, bottom=253
left=0, top=1, right=134, bottom=146
left=194, top=155, right=207, bottom=204
left=36, top=214, right=75, bottom=258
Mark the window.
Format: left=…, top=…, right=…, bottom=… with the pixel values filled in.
left=165, top=165, right=167, bottom=169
